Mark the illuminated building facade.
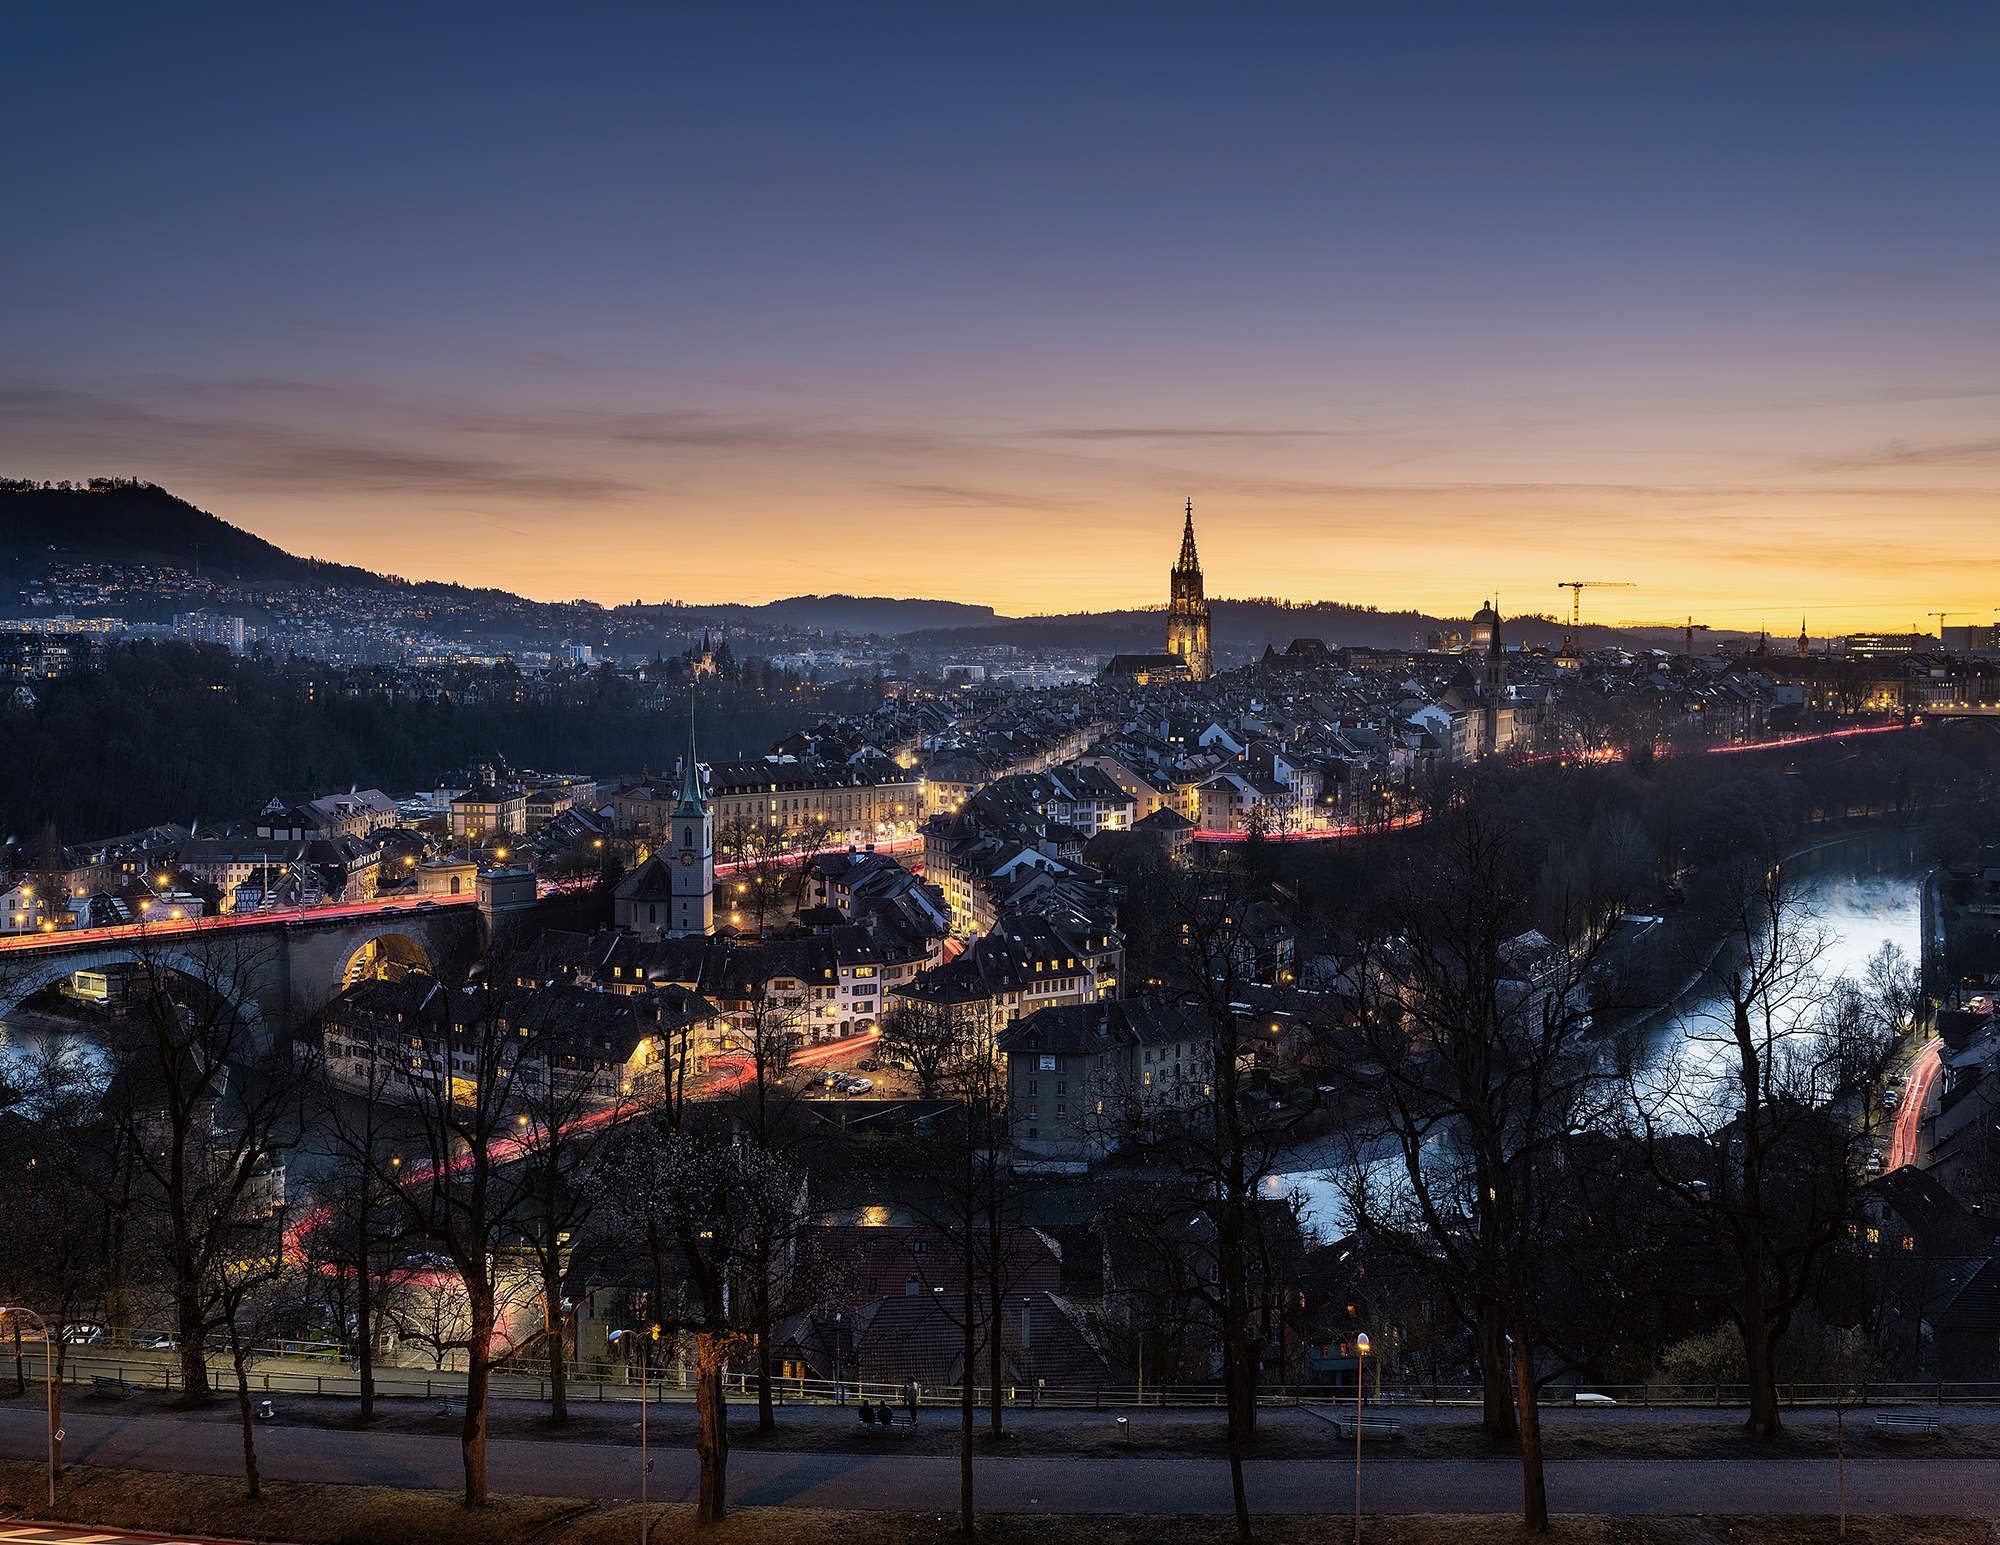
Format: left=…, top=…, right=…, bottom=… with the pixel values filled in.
left=1164, top=500, right=1212, bottom=681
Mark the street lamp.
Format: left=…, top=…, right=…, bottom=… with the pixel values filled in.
left=1353, top=1331, right=1370, bottom=1545
left=607, top=1326, right=660, bottom=1544
left=0, top=1306, right=59, bottom=1507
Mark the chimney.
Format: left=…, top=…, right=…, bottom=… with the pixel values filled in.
left=905, top=1274, right=920, bottom=1297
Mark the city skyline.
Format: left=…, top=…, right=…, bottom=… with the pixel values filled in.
left=4, top=4, right=1996, bottom=631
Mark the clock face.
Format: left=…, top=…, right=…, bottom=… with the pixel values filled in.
left=680, top=850, right=696, bottom=867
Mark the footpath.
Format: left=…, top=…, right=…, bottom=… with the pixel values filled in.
left=6, top=1400, right=2000, bottom=1517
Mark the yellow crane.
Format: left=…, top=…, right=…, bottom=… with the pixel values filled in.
left=1557, top=580, right=1635, bottom=656
left=1932, top=611, right=1973, bottom=644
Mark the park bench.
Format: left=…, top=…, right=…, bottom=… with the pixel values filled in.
left=861, top=1409, right=916, bottom=1435
left=1339, top=1416, right=1402, bottom=1441
left=438, top=1396, right=467, bottom=1417
left=1871, top=1414, right=1939, bottom=1438
left=90, top=1376, right=133, bottom=1398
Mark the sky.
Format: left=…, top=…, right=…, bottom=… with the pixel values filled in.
left=3, top=2, right=1997, bottom=631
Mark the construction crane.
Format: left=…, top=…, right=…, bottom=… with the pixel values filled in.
left=1557, top=580, right=1635, bottom=657
left=1620, top=617, right=1711, bottom=656
left=1932, top=611, right=1973, bottom=646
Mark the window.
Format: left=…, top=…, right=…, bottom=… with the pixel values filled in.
left=1056, top=1081, right=1066, bottom=1094
left=1027, top=1080, right=1038, bottom=1095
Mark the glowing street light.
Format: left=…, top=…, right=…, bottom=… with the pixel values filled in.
left=1353, top=1331, right=1371, bottom=1544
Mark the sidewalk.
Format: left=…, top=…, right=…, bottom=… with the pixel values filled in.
left=7, top=1404, right=2000, bottom=1517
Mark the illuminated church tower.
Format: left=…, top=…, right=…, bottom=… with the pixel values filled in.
left=667, top=717, right=713, bottom=938
left=1165, top=500, right=1212, bottom=681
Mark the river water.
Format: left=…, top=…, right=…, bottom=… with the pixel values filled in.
left=1272, top=828, right=1932, bottom=1238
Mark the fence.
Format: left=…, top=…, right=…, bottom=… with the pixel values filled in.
left=25, top=1353, right=2000, bottom=1411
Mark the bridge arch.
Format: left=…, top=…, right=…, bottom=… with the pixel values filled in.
left=0, top=945, right=266, bottom=1028
left=340, top=931, right=435, bottom=988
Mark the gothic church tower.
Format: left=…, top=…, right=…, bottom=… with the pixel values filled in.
left=1165, top=500, right=1213, bottom=680
left=668, top=717, right=713, bottom=938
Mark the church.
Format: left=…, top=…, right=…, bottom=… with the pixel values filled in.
left=613, top=719, right=714, bottom=941
left=1100, top=501, right=1214, bottom=683
left=1442, top=601, right=1540, bottom=758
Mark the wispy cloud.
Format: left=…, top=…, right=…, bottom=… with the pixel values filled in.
left=1022, top=426, right=1343, bottom=442
left=1804, top=437, right=2000, bottom=472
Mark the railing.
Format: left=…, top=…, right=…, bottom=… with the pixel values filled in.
left=28, top=1349, right=2000, bottom=1409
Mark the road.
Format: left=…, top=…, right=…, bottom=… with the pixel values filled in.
left=8, top=1406, right=2000, bottom=1517
left=0, top=897, right=478, bottom=958
left=1887, top=1038, right=1942, bottom=1172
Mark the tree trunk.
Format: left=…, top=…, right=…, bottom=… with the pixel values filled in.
left=1479, top=1301, right=1518, bottom=1443
left=1220, top=1321, right=1254, bottom=1540
left=1740, top=1256, right=1783, bottom=1438
left=177, top=1300, right=209, bottom=1402
left=986, top=1182, right=1006, bottom=1439
left=1224, top=1397, right=1252, bottom=1541
left=696, top=1334, right=730, bottom=1523
left=12, top=1319, right=21, bottom=1398
left=1512, top=1329, right=1548, bottom=1534
left=961, top=1261, right=977, bottom=1534
left=461, top=1294, right=494, bottom=1507
left=357, top=1255, right=375, bottom=1422
left=227, top=1321, right=261, bottom=1499
left=548, top=1309, right=569, bottom=1423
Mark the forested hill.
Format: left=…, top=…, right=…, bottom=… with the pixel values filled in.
left=0, top=479, right=392, bottom=589
left=0, top=642, right=879, bottom=840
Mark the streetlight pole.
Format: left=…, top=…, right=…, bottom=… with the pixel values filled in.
left=1, top=1306, right=58, bottom=1508
left=1353, top=1331, right=1370, bottom=1545
left=609, top=1326, right=658, bottom=1545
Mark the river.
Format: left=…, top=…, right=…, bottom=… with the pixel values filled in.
left=1270, top=828, right=1932, bottom=1238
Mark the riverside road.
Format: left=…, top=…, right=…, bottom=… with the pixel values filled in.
left=8, top=1406, right=2000, bottom=1517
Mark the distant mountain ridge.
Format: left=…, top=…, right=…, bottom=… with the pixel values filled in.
left=0, top=479, right=1737, bottom=653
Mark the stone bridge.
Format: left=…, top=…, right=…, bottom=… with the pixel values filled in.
left=0, top=901, right=482, bottom=1042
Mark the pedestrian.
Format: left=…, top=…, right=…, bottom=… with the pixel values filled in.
left=904, top=1377, right=919, bottom=1424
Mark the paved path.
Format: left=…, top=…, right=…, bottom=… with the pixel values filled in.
left=5, top=1407, right=1997, bottom=1517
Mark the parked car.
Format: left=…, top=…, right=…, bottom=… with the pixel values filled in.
left=1882, top=1089, right=1900, bottom=1109
left=843, top=1077, right=874, bottom=1094
left=857, top=1058, right=880, bottom=1072
left=1868, top=1151, right=1884, bottom=1174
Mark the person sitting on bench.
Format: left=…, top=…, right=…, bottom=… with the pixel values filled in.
left=858, top=1400, right=877, bottom=1427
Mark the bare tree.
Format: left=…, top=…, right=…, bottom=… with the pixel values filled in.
left=606, top=1106, right=807, bottom=1524
left=303, top=1047, right=412, bottom=1421
left=1621, top=858, right=1894, bottom=1440
left=1330, top=806, right=1627, bottom=1533
left=0, top=1036, right=106, bottom=1476
left=878, top=995, right=981, bottom=1099
left=375, top=962, right=545, bottom=1506
left=99, top=926, right=310, bottom=1404
left=500, top=999, right=636, bottom=1424
left=1099, top=849, right=1318, bottom=1540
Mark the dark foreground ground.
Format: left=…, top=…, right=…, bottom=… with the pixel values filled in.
left=0, top=1460, right=1987, bottom=1545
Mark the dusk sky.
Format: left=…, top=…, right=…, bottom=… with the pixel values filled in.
left=5, top=3, right=1996, bottom=631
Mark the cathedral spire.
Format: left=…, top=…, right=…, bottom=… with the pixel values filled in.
left=1177, top=498, right=1200, bottom=573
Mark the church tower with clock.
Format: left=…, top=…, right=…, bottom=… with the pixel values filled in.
left=667, top=718, right=713, bottom=938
